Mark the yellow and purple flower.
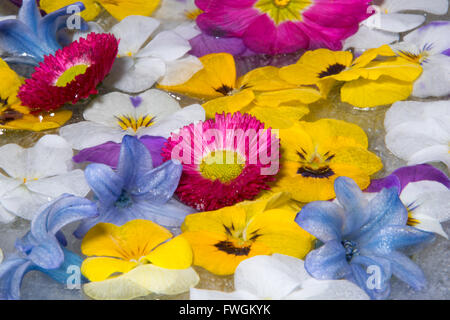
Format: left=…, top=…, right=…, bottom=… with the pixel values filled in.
left=195, top=0, right=373, bottom=54
left=162, top=112, right=280, bottom=211
left=18, top=32, right=118, bottom=113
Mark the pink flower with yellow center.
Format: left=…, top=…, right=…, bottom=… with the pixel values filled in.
left=195, top=0, right=373, bottom=54
left=162, top=112, right=280, bottom=211
left=18, top=33, right=118, bottom=113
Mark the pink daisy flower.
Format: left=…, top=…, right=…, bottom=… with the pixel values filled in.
left=195, top=0, right=373, bottom=54
left=18, top=33, right=119, bottom=113
left=162, top=112, right=280, bottom=211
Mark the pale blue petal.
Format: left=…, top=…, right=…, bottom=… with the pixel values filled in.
left=18, top=0, right=41, bottom=32
left=348, top=257, right=391, bottom=300
left=26, top=239, right=64, bottom=270
left=334, top=177, right=371, bottom=235
left=0, top=257, right=34, bottom=300
left=295, top=201, right=344, bottom=242
left=304, top=240, right=351, bottom=280
left=85, top=163, right=124, bottom=206
left=364, top=225, right=435, bottom=254
left=117, top=135, right=154, bottom=189
left=131, top=160, right=182, bottom=204
left=73, top=205, right=121, bottom=239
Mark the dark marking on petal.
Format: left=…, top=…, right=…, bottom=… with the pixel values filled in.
left=297, top=166, right=335, bottom=178
left=0, top=108, right=24, bottom=125
left=318, top=63, right=346, bottom=78
left=215, top=84, right=234, bottom=96
left=214, top=240, right=251, bottom=256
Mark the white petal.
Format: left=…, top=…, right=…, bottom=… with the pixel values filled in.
left=153, top=0, right=197, bottom=21
left=0, top=175, right=22, bottom=197
left=0, top=143, right=27, bottom=178
left=410, top=214, right=448, bottom=238
left=139, top=104, right=205, bottom=138
left=136, top=31, right=191, bottom=61
left=158, top=55, right=203, bottom=86
left=408, top=145, right=450, bottom=168
left=72, top=22, right=104, bottom=42
left=344, top=25, right=399, bottom=51
left=25, top=135, right=74, bottom=178
left=135, top=89, right=181, bottom=120
left=403, top=22, right=450, bottom=55
left=0, top=205, right=16, bottom=224
left=412, top=55, right=450, bottom=98
left=105, top=57, right=166, bottom=93
left=383, top=0, right=449, bottom=15
left=0, top=185, right=48, bottom=220
left=401, top=180, right=450, bottom=206
left=287, top=279, right=370, bottom=300
left=190, top=288, right=257, bottom=300
left=59, top=121, right=126, bottom=150
left=366, top=13, right=425, bottom=33
left=233, top=254, right=309, bottom=299
left=173, top=22, right=202, bottom=41
left=111, top=16, right=160, bottom=56
left=26, top=170, right=90, bottom=198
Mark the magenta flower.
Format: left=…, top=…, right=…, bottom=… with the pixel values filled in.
left=195, top=0, right=373, bottom=54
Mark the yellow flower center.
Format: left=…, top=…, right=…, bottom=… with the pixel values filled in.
left=55, top=64, right=89, bottom=87
left=199, top=150, right=246, bottom=183
left=116, top=114, right=155, bottom=132
left=254, top=0, right=312, bottom=25
left=296, top=148, right=336, bottom=178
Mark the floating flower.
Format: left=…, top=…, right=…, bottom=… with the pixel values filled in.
left=195, top=0, right=372, bottom=55
left=181, top=193, right=314, bottom=275
left=74, top=135, right=195, bottom=238
left=344, top=0, right=449, bottom=53
left=279, top=46, right=423, bottom=108
left=384, top=100, right=450, bottom=168
left=191, top=254, right=369, bottom=300
left=17, top=32, right=118, bottom=113
left=39, top=0, right=160, bottom=21
left=80, top=219, right=199, bottom=300
left=296, top=176, right=436, bottom=300
left=367, top=164, right=450, bottom=239
left=59, top=89, right=205, bottom=150
left=0, top=58, right=72, bottom=131
left=0, top=0, right=87, bottom=64
left=159, top=53, right=320, bottom=123
left=0, top=135, right=90, bottom=223
left=390, top=21, right=450, bottom=98
left=89, top=16, right=202, bottom=93
left=0, top=194, right=98, bottom=300
left=270, top=119, right=382, bottom=203
left=162, top=112, right=280, bottom=211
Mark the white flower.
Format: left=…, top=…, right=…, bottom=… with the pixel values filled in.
left=0, top=135, right=90, bottom=222
left=190, top=254, right=369, bottom=300
left=153, top=0, right=199, bottom=25
left=344, top=0, right=448, bottom=52
left=59, top=89, right=205, bottom=150
left=384, top=100, right=450, bottom=168
left=390, top=21, right=450, bottom=98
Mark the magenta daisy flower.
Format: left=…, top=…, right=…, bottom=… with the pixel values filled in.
left=18, top=33, right=119, bottom=113
left=162, top=112, right=280, bottom=211
left=195, top=0, right=373, bottom=54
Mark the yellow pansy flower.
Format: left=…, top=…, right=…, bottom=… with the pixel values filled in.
left=0, top=59, right=72, bottom=131
left=279, top=45, right=423, bottom=108
left=180, top=193, right=314, bottom=276
left=158, top=53, right=321, bottom=126
left=271, top=119, right=383, bottom=203
left=81, top=219, right=199, bottom=300
left=40, top=0, right=161, bottom=21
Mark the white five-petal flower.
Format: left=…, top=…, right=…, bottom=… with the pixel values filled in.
left=59, top=89, right=205, bottom=150
left=190, top=254, right=369, bottom=300
left=385, top=100, right=450, bottom=168
left=0, top=135, right=90, bottom=222
left=344, top=0, right=449, bottom=52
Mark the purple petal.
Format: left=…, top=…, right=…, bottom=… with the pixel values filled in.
left=73, top=136, right=166, bottom=169
left=189, top=32, right=249, bottom=57
left=365, top=175, right=401, bottom=194
left=392, top=164, right=450, bottom=190
left=130, top=96, right=143, bottom=108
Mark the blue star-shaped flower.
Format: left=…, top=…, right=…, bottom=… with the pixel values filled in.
left=74, top=135, right=195, bottom=238
left=0, top=0, right=88, bottom=64
left=295, top=176, right=436, bottom=300
left=0, top=194, right=98, bottom=300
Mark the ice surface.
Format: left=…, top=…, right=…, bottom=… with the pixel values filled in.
left=0, top=4, right=448, bottom=300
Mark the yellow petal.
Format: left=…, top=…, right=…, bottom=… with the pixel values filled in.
left=0, top=60, right=23, bottom=105
left=124, top=264, right=199, bottom=295
left=246, top=209, right=314, bottom=259
left=144, top=235, right=193, bottom=269
left=83, top=274, right=150, bottom=300
left=254, top=87, right=322, bottom=107
left=246, top=105, right=309, bottom=129
left=98, top=0, right=161, bottom=21
left=0, top=109, right=73, bottom=132
left=237, top=66, right=295, bottom=91
left=351, top=44, right=397, bottom=69
left=331, top=146, right=383, bottom=176
left=340, top=76, right=414, bottom=108
left=40, top=0, right=102, bottom=21
left=181, top=230, right=270, bottom=275
left=81, top=220, right=173, bottom=260
left=237, top=191, right=296, bottom=219
left=158, top=53, right=237, bottom=100
left=81, top=257, right=137, bottom=282
left=202, top=89, right=255, bottom=119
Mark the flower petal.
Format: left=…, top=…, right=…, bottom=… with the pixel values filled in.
left=84, top=163, right=124, bottom=206
left=81, top=257, right=137, bottom=282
